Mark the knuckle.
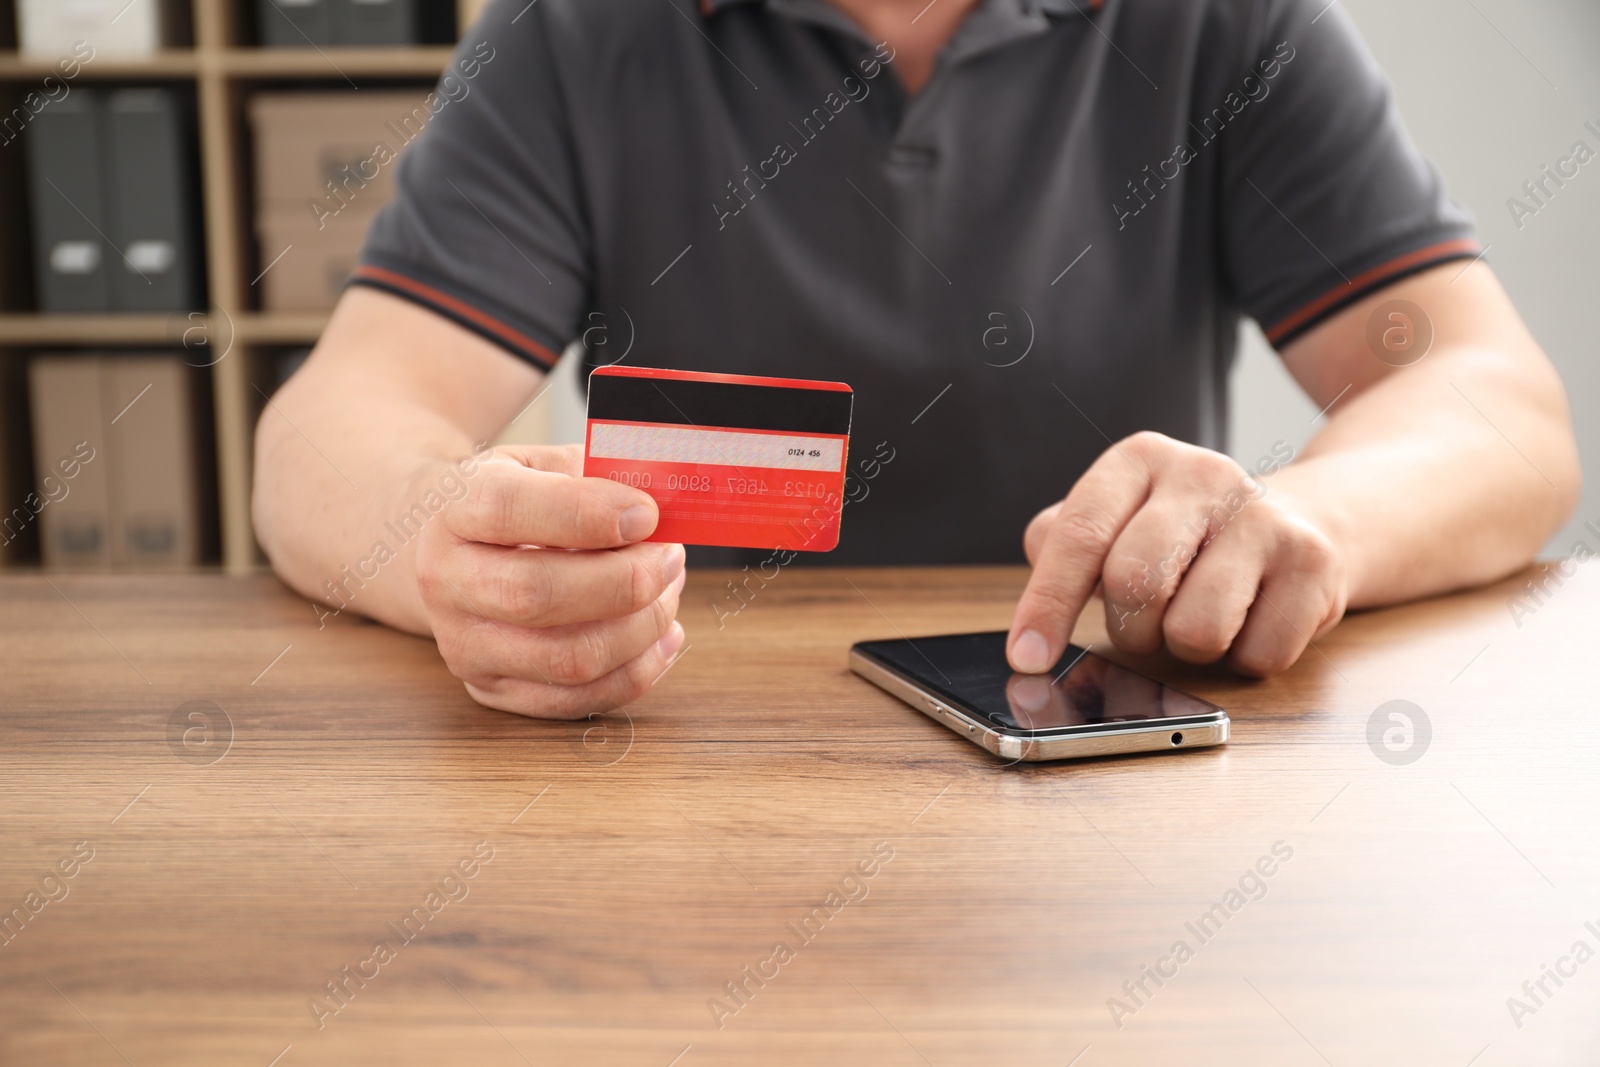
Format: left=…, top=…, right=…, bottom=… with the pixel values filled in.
left=555, top=695, right=615, bottom=721
left=1124, top=430, right=1173, bottom=457
left=1195, top=447, right=1244, bottom=483
left=546, top=482, right=585, bottom=546
left=1188, top=462, right=1249, bottom=508
left=542, top=443, right=584, bottom=476
left=439, top=638, right=498, bottom=691
left=1232, top=643, right=1295, bottom=677
left=1106, top=616, right=1160, bottom=655
left=1023, top=508, right=1055, bottom=562
left=1020, top=580, right=1077, bottom=628
left=542, top=643, right=586, bottom=687
left=467, top=678, right=588, bottom=721
left=434, top=636, right=475, bottom=680
left=615, top=659, right=659, bottom=704
left=502, top=556, right=556, bottom=625
left=414, top=551, right=445, bottom=605
left=1165, top=616, right=1230, bottom=662
left=546, top=629, right=610, bottom=686
left=623, top=552, right=659, bottom=614
left=535, top=688, right=603, bottom=720
left=1103, top=554, right=1162, bottom=606
left=1051, top=509, right=1119, bottom=556
left=649, top=582, right=679, bottom=633
left=461, top=679, right=510, bottom=712
left=663, top=569, right=687, bottom=612
left=614, top=675, right=652, bottom=709
left=1024, top=572, right=1075, bottom=614
left=1281, top=521, right=1340, bottom=574
left=472, top=471, right=517, bottom=535
left=569, top=482, right=620, bottom=545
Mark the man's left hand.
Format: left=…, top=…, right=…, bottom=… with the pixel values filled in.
left=1007, top=431, right=1348, bottom=677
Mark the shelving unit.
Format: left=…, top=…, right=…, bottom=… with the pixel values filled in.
left=0, top=0, right=457, bottom=573
left=0, top=45, right=454, bottom=79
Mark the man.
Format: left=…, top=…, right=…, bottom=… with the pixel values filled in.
left=252, top=0, right=1579, bottom=718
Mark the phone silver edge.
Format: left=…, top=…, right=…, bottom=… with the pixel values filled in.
left=848, top=647, right=1229, bottom=763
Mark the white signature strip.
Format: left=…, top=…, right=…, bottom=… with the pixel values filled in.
left=589, top=422, right=845, bottom=472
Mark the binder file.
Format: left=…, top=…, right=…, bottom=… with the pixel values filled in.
left=334, top=0, right=418, bottom=45
left=259, top=0, right=332, bottom=47
left=0, top=360, right=33, bottom=565
left=28, top=357, right=112, bottom=571
left=103, top=357, right=202, bottom=569
left=27, top=91, right=110, bottom=313
left=103, top=89, right=202, bottom=313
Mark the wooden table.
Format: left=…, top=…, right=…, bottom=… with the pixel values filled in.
left=3, top=564, right=1598, bottom=1066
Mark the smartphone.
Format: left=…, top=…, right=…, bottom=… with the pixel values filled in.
left=849, top=631, right=1229, bottom=762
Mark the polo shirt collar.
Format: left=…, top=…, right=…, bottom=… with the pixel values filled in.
left=701, top=0, right=1102, bottom=21
left=700, top=0, right=1103, bottom=74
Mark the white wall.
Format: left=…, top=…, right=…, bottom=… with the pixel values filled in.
left=1230, top=0, right=1600, bottom=553
left=498, top=342, right=586, bottom=448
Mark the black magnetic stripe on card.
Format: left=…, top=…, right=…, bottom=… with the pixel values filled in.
left=587, top=373, right=854, bottom=436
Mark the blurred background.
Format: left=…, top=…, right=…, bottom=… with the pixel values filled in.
left=0, top=0, right=1593, bottom=577
left=0, top=0, right=485, bottom=574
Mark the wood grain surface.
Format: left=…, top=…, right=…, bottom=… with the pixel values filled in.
left=2, top=563, right=1598, bottom=1066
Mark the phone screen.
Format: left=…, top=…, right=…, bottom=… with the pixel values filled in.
left=855, top=631, right=1223, bottom=735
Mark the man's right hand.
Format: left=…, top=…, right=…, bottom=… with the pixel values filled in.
left=415, top=443, right=687, bottom=719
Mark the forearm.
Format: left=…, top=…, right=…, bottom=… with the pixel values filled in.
left=253, top=382, right=478, bottom=634
left=252, top=289, right=544, bottom=635
left=1271, top=345, right=1579, bottom=609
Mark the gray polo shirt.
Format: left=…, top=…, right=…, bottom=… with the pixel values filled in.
left=354, top=0, right=1477, bottom=566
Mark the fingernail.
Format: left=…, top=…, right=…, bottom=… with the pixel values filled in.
left=657, top=621, right=686, bottom=660
left=1011, top=629, right=1052, bottom=674
left=662, top=542, right=687, bottom=581
left=619, top=504, right=655, bottom=542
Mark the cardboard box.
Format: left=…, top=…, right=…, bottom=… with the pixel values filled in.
left=102, top=357, right=202, bottom=569
left=459, top=0, right=491, bottom=33
left=27, top=356, right=111, bottom=570
left=250, top=91, right=428, bottom=310
left=255, top=207, right=375, bottom=312
left=250, top=91, right=431, bottom=214
left=28, top=354, right=205, bottom=571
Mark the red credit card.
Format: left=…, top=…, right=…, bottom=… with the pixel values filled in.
left=582, top=366, right=854, bottom=551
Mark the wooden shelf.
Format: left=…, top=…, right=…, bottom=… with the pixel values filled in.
left=0, top=314, right=184, bottom=345
left=218, top=46, right=453, bottom=78
left=0, top=52, right=201, bottom=79
left=0, top=47, right=451, bottom=81
left=236, top=312, right=328, bottom=344
left=0, top=312, right=329, bottom=347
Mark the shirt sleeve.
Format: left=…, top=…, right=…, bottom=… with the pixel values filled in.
left=351, top=1, right=587, bottom=370
left=1217, top=0, right=1480, bottom=348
